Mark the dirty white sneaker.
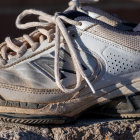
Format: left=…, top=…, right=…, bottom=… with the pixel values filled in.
left=0, top=8, right=140, bottom=124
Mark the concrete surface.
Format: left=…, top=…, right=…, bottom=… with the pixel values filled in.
left=0, top=118, right=139, bottom=140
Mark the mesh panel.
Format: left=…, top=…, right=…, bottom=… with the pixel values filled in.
left=83, top=6, right=122, bottom=23
left=97, top=16, right=118, bottom=26
left=87, top=25, right=140, bottom=51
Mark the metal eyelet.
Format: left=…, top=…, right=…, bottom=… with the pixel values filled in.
left=79, top=22, right=82, bottom=26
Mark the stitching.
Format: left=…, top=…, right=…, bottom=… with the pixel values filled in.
left=76, top=16, right=140, bottom=35
left=80, top=29, right=140, bottom=55
left=74, top=16, right=140, bottom=54
left=51, top=79, right=140, bottom=105
left=0, top=83, right=64, bottom=94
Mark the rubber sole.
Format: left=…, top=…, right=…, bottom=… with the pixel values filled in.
left=0, top=113, right=75, bottom=125
left=84, top=92, right=140, bottom=119
left=0, top=80, right=140, bottom=124
left=0, top=93, right=140, bottom=125
left=98, top=113, right=140, bottom=118
left=85, top=109, right=140, bottom=119
left=0, top=108, right=139, bottom=125
left=86, top=111, right=140, bottom=119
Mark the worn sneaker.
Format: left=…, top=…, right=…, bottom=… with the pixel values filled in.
left=0, top=9, right=140, bottom=124
left=68, top=0, right=139, bottom=31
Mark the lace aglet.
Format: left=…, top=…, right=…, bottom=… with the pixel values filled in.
left=85, top=77, right=95, bottom=94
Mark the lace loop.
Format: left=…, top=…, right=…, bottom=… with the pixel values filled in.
left=55, top=17, right=82, bottom=93
left=5, top=37, right=19, bottom=53
left=16, top=9, right=54, bottom=29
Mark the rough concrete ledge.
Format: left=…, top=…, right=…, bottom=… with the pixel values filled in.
left=0, top=118, right=139, bottom=140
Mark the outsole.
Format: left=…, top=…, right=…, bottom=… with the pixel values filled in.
left=0, top=114, right=75, bottom=125
left=0, top=107, right=140, bottom=125
left=0, top=111, right=139, bottom=125
left=83, top=91, right=140, bottom=119
left=88, top=112, right=140, bottom=119
left=0, top=80, right=140, bottom=125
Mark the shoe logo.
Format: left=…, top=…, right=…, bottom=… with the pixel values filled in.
left=30, top=49, right=86, bottom=81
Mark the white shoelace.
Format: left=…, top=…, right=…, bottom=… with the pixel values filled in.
left=0, top=9, right=95, bottom=94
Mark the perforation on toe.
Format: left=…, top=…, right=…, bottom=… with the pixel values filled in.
left=106, top=51, right=140, bottom=75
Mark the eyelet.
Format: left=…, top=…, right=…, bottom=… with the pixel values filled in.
left=79, top=22, right=82, bottom=26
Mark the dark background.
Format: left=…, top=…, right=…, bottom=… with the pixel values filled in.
left=0, top=0, right=140, bottom=42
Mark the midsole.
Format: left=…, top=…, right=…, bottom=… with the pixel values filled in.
left=0, top=79, right=140, bottom=117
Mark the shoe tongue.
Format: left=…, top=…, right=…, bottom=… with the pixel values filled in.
left=63, top=10, right=89, bottom=20
left=133, top=23, right=140, bottom=32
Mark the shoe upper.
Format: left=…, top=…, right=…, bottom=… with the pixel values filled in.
left=0, top=9, right=140, bottom=105
left=81, top=6, right=139, bottom=31
left=68, top=0, right=139, bottom=31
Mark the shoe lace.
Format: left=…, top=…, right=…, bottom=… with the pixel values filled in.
left=0, top=9, right=95, bottom=94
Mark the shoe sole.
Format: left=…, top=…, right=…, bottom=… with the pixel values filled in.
left=98, top=113, right=140, bottom=118
left=0, top=79, right=139, bottom=124
left=84, top=92, right=140, bottom=119
left=0, top=113, right=75, bottom=125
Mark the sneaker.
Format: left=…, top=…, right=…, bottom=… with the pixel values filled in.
left=68, top=0, right=140, bottom=31
left=0, top=8, right=140, bottom=124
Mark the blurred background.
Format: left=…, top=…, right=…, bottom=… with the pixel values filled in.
left=0, top=0, right=140, bottom=42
